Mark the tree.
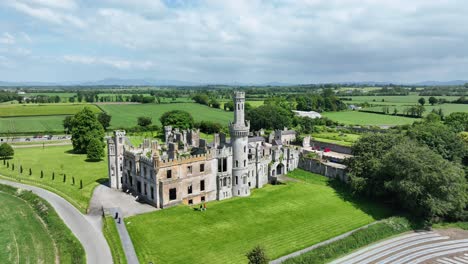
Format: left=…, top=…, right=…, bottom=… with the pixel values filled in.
left=209, top=99, right=221, bottom=109
left=247, top=104, right=293, bottom=131
left=246, top=246, right=269, bottom=264
left=97, top=112, right=112, bottom=130
left=445, top=112, right=468, bottom=132
left=86, top=138, right=105, bottom=161
left=418, top=97, right=426, bottom=106
left=382, top=141, right=467, bottom=220
left=224, top=101, right=234, bottom=111
left=429, top=96, right=438, bottom=106
left=0, top=143, right=14, bottom=160
left=137, top=116, right=152, bottom=127
left=160, top=110, right=194, bottom=130
left=63, top=116, right=73, bottom=133
left=70, top=107, right=105, bottom=154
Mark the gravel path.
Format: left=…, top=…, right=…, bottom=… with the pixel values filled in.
left=0, top=179, right=113, bottom=264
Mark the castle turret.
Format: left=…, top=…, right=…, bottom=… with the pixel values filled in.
left=229, top=91, right=251, bottom=197
left=107, top=130, right=126, bottom=189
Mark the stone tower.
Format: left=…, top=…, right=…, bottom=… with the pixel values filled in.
left=107, top=130, right=126, bottom=189
left=229, top=91, right=251, bottom=197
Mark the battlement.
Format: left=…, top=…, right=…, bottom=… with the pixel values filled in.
left=139, top=155, right=153, bottom=165
left=233, top=91, right=245, bottom=99
left=157, top=151, right=214, bottom=167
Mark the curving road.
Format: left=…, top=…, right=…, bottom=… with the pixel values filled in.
left=0, top=179, right=113, bottom=264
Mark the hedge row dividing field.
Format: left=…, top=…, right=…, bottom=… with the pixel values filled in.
left=0, top=145, right=107, bottom=213
left=345, top=95, right=462, bottom=105
left=100, top=103, right=233, bottom=128
left=126, top=169, right=389, bottom=264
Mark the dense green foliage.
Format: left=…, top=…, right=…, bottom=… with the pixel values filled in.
left=127, top=170, right=387, bottom=264
left=86, top=138, right=105, bottom=161
left=0, top=143, right=14, bottom=159
left=70, top=107, right=105, bottom=154
left=283, top=217, right=412, bottom=264
left=137, top=116, right=152, bottom=127
left=347, top=130, right=467, bottom=221
left=97, top=112, right=112, bottom=130
left=0, top=184, right=85, bottom=263
left=103, top=216, right=127, bottom=264
left=160, top=110, right=194, bottom=129
left=247, top=104, right=294, bottom=130
left=246, top=246, right=269, bottom=264
left=445, top=112, right=468, bottom=132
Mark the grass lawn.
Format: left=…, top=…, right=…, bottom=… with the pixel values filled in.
left=364, top=103, right=468, bottom=116
left=346, top=95, right=461, bottom=105
left=0, top=192, right=56, bottom=264
left=0, top=103, right=101, bottom=117
left=322, top=111, right=416, bottom=126
left=0, top=145, right=107, bottom=212
left=311, top=132, right=360, bottom=147
left=100, top=103, right=233, bottom=128
left=126, top=169, right=388, bottom=264
left=103, top=216, right=127, bottom=264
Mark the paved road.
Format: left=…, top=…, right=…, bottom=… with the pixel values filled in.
left=330, top=230, right=468, bottom=264
left=12, top=142, right=72, bottom=148
left=108, top=208, right=140, bottom=264
left=0, top=179, right=113, bottom=264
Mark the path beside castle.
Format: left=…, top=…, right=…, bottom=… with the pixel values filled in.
left=0, top=178, right=113, bottom=264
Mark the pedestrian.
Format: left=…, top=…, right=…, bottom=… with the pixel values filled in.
left=115, top=212, right=119, bottom=219
left=199, top=204, right=203, bottom=211
left=203, top=203, right=207, bottom=211
left=118, top=217, right=121, bottom=224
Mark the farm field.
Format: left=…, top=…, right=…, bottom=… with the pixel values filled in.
left=0, top=192, right=56, bottom=264
left=126, top=169, right=388, bottom=264
left=364, top=103, right=468, bottom=116
left=0, top=115, right=65, bottom=134
left=322, top=111, right=417, bottom=126
left=100, top=103, right=233, bottom=128
left=0, top=103, right=101, bottom=117
left=0, top=145, right=107, bottom=212
left=346, top=95, right=461, bottom=106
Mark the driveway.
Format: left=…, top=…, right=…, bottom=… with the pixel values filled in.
left=0, top=179, right=113, bottom=264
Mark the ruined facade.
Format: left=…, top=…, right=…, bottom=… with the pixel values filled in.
left=107, top=92, right=301, bottom=209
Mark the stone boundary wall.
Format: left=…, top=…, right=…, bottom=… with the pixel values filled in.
left=298, top=158, right=347, bottom=182
left=310, top=140, right=352, bottom=155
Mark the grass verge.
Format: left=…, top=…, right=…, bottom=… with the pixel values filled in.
left=283, top=217, right=412, bottom=264
left=0, top=184, right=85, bottom=263
left=103, top=216, right=128, bottom=264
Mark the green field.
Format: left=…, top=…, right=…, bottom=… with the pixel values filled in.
left=346, top=95, right=461, bottom=106
left=126, top=170, right=388, bottom=264
left=0, top=192, right=56, bottom=264
left=0, top=145, right=107, bottom=212
left=311, top=132, right=360, bottom=146
left=0, top=103, right=101, bottom=117
left=0, top=115, right=66, bottom=134
left=322, top=111, right=417, bottom=126
left=100, top=103, right=233, bottom=128
left=364, top=103, right=468, bottom=116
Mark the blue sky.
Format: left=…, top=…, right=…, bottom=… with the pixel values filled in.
left=1, top=0, right=468, bottom=84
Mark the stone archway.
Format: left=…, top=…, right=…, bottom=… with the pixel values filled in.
left=276, top=163, right=285, bottom=175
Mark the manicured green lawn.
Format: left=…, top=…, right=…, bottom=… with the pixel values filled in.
left=126, top=170, right=388, bottom=264
left=322, top=111, right=416, bottom=126
left=100, top=103, right=233, bottom=128
left=0, top=145, right=107, bottom=212
left=0, top=192, right=56, bottom=264
left=0, top=103, right=101, bottom=117
left=0, top=115, right=66, bottom=134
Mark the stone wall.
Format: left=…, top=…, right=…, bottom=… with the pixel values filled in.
left=310, top=140, right=352, bottom=155
left=298, top=157, right=347, bottom=181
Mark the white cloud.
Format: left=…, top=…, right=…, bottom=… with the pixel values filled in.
left=63, top=55, right=154, bottom=70
left=0, top=32, right=15, bottom=45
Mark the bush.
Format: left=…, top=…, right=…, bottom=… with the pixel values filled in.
left=87, top=138, right=105, bottom=161
left=0, top=143, right=14, bottom=159
left=137, top=116, right=152, bottom=127
left=246, top=246, right=269, bottom=264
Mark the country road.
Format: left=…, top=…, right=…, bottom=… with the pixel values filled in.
left=0, top=179, right=113, bottom=264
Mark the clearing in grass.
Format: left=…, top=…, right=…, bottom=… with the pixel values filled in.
left=0, top=145, right=107, bottom=212
left=126, top=169, right=389, bottom=264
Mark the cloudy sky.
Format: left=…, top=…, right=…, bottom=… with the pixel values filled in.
left=1, top=0, right=467, bottom=84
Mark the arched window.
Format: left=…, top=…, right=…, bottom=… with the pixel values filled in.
left=235, top=160, right=239, bottom=168
left=244, top=146, right=246, bottom=153
left=244, top=160, right=246, bottom=166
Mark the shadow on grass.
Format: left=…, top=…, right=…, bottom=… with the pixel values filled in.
left=96, top=178, right=109, bottom=187
left=64, top=149, right=76, bottom=154
left=327, top=179, right=393, bottom=221
left=85, top=158, right=103, bottom=162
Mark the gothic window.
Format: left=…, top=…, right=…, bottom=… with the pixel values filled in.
left=169, top=188, right=177, bottom=200
left=244, top=146, right=246, bottom=153
left=244, top=160, right=246, bottom=166
left=223, top=177, right=227, bottom=187
left=223, top=158, right=227, bottom=172
left=188, top=184, right=192, bottom=194
left=235, top=176, right=238, bottom=185
left=235, top=160, right=239, bottom=168
left=167, top=169, right=172, bottom=179
left=200, top=163, right=205, bottom=172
